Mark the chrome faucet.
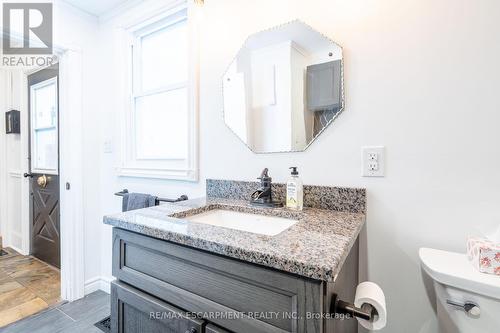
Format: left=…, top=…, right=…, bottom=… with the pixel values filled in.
left=250, top=168, right=283, bottom=207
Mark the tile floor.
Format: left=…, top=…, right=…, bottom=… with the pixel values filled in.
left=2, top=290, right=110, bottom=333
left=0, top=247, right=61, bottom=327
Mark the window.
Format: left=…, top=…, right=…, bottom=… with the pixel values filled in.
left=30, top=77, right=58, bottom=174
left=118, top=5, right=198, bottom=180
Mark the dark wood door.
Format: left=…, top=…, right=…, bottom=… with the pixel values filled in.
left=31, top=174, right=60, bottom=267
left=27, top=65, right=60, bottom=268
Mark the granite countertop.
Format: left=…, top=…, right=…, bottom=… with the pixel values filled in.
left=103, top=196, right=365, bottom=282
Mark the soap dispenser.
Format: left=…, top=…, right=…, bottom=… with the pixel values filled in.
left=286, top=167, right=303, bottom=210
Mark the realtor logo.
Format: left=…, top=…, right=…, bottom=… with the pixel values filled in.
left=2, top=3, right=53, bottom=54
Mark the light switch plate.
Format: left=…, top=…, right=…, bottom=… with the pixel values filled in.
left=362, top=146, right=385, bottom=177
left=103, top=139, right=113, bottom=153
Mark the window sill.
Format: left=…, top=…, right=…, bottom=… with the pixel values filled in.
left=115, top=166, right=198, bottom=182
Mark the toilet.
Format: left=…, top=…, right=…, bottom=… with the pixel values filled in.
left=419, top=248, right=500, bottom=333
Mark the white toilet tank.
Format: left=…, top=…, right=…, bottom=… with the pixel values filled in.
left=419, top=248, right=500, bottom=333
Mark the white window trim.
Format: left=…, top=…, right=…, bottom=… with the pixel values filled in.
left=116, top=1, right=199, bottom=181
left=30, top=76, right=59, bottom=175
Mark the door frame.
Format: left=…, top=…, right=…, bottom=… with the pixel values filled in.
left=18, top=46, right=85, bottom=302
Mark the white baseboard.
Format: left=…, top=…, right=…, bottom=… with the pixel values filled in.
left=7, top=244, right=27, bottom=256
left=84, top=276, right=113, bottom=295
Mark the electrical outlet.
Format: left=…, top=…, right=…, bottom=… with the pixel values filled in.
left=368, top=161, right=379, bottom=171
left=368, top=152, right=378, bottom=161
left=362, top=146, right=385, bottom=177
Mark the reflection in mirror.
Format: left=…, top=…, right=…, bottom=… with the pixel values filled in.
left=223, top=20, right=344, bottom=153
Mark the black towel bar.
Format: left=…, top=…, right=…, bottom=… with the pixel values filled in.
left=114, top=189, right=188, bottom=205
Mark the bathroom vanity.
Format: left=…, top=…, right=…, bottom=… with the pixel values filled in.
left=104, top=180, right=366, bottom=333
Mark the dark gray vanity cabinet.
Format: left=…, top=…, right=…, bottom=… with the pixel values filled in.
left=111, top=280, right=204, bottom=333
left=111, top=228, right=359, bottom=333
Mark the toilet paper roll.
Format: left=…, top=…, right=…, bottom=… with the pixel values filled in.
left=354, top=281, right=387, bottom=331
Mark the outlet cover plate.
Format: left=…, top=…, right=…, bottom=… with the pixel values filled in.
left=362, top=146, right=385, bottom=177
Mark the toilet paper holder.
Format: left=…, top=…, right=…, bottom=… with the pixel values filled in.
left=331, top=293, right=378, bottom=321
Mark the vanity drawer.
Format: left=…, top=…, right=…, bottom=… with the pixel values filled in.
left=110, top=280, right=205, bottom=333
left=112, top=228, right=323, bottom=333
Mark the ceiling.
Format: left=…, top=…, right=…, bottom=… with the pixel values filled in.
left=63, top=0, right=132, bottom=16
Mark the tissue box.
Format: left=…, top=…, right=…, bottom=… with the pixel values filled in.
left=467, top=237, right=500, bottom=276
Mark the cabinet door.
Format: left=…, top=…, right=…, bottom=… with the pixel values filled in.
left=111, top=280, right=205, bottom=333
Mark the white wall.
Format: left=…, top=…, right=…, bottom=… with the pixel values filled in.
left=290, top=44, right=308, bottom=150
left=250, top=42, right=292, bottom=152
left=0, top=70, right=21, bottom=250
left=4, top=72, right=23, bottom=251
left=0, top=70, right=10, bottom=249
left=96, top=1, right=500, bottom=332
left=52, top=1, right=103, bottom=289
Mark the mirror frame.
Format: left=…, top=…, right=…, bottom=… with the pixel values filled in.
left=222, top=19, right=345, bottom=154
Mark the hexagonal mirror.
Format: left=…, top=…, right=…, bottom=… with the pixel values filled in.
left=223, top=20, right=344, bottom=153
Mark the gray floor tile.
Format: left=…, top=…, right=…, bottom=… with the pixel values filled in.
left=60, top=325, right=104, bottom=333
left=2, top=307, right=74, bottom=333
left=2, top=291, right=110, bottom=333
left=57, top=290, right=109, bottom=321
left=57, top=311, right=109, bottom=333
left=57, top=303, right=110, bottom=333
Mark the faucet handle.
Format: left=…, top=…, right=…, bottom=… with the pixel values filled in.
left=258, top=168, right=269, bottom=180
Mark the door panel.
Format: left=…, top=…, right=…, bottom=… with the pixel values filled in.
left=31, top=174, right=60, bottom=267
left=28, top=65, right=60, bottom=268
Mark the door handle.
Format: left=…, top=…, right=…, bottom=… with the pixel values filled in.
left=37, top=175, right=48, bottom=188
left=23, top=173, right=34, bottom=178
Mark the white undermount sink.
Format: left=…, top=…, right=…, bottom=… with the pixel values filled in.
left=186, top=209, right=298, bottom=236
